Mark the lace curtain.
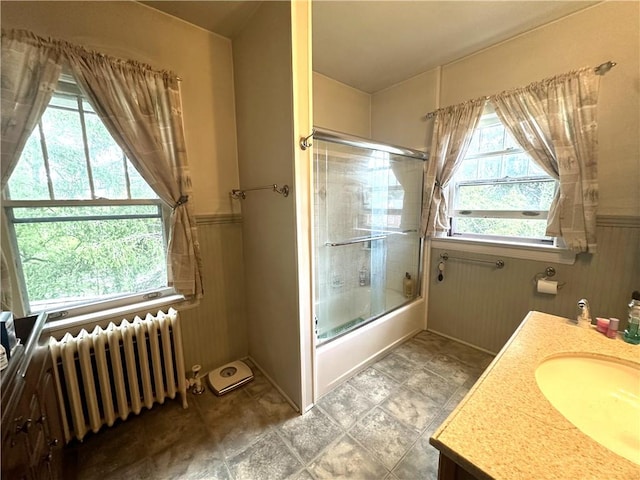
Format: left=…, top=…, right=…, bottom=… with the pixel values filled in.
left=65, top=50, right=203, bottom=297
left=420, top=98, right=486, bottom=237
left=423, top=67, right=600, bottom=252
left=0, top=29, right=204, bottom=303
left=1, top=30, right=64, bottom=310
left=493, top=68, right=600, bottom=252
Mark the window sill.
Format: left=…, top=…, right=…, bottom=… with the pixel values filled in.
left=42, top=294, right=185, bottom=339
left=429, top=237, right=576, bottom=265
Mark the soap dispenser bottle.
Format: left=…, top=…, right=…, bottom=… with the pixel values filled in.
left=403, top=272, right=414, bottom=298
left=623, top=291, right=640, bottom=345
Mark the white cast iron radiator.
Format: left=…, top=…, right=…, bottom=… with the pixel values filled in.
left=49, top=308, right=188, bottom=443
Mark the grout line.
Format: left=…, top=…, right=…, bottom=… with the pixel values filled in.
left=271, top=427, right=307, bottom=472
left=344, top=430, right=392, bottom=476
left=303, top=431, right=349, bottom=473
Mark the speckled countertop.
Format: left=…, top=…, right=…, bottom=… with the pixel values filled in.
left=430, top=310, right=640, bottom=480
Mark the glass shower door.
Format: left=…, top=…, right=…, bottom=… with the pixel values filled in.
left=314, top=138, right=424, bottom=344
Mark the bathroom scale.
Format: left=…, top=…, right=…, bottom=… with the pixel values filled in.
left=207, top=360, right=254, bottom=396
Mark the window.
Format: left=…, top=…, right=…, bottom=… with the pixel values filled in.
left=358, top=156, right=406, bottom=232
left=354, top=153, right=424, bottom=235
left=448, top=104, right=557, bottom=244
left=3, top=74, right=171, bottom=315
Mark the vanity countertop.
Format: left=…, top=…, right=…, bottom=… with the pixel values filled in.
left=430, top=310, right=640, bottom=479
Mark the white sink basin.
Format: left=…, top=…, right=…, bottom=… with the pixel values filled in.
left=535, top=354, right=640, bottom=465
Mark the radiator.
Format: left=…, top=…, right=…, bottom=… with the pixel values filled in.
left=49, top=308, right=188, bottom=443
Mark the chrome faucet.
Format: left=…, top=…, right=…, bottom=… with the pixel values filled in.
left=577, top=299, right=591, bottom=324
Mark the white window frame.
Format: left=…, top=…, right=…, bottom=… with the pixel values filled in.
left=450, top=175, right=556, bottom=246
left=441, top=104, right=575, bottom=264
left=3, top=74, right=178, bottom=318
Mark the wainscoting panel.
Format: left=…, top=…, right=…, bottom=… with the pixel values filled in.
left=427, top=218, right=640, bottom=353
left=179, top=215, right=248, bottom=373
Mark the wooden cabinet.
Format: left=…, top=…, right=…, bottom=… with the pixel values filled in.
left=1, top=313, right=63, bottom=480
left=437, top=454, right=479, bottom=480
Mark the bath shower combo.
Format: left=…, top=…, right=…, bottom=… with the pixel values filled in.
left=312, top=129, right=426, bottom=344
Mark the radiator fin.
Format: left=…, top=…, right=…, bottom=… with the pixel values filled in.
left=49, top=308, right=188, bottom=443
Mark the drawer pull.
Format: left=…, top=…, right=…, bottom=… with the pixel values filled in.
left=49, top=438, right=59, bottom=447
left=15, top=417, right=32, bottom=434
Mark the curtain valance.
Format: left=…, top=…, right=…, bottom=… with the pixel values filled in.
left=1, top=29, right=179, bottom=83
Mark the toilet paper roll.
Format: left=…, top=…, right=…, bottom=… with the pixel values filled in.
left=537, top=278, right=558, bottom=295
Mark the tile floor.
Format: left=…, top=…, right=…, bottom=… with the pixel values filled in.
left=63, top=331, right=494, bottom=479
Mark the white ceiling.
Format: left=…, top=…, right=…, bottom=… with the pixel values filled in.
left=140, top=0, right=598, bottom=93
left=141, top=1, right=263, bottom=38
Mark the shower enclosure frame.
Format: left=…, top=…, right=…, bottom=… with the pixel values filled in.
left=312, top=127, right=428, bottom=397
left=310, top=128, right=429, bottom=161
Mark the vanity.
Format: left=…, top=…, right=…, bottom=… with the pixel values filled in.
left=430, top=311, right=640, bottom=479
left=1, top=312, right=64, bottom=479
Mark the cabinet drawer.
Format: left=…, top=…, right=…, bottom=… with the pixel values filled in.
left=2, top=382, right=32, bottom=480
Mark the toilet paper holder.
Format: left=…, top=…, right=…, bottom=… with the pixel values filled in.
left=533, top=267, right=566, bottom=289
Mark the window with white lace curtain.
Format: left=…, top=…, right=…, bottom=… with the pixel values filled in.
left=448, top=103, right=558, bottom=245
left=3, top=73, right=172, bottom=314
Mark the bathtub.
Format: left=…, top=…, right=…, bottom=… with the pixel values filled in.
left=316, top=287, right=408, bottom=343
left=315, top=291, right=425, bottom=398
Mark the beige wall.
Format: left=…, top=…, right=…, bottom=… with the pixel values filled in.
left=371, top=69, right=439, bottom=151
left=1, top=0, right=240, bottom=216
left=233, top=1, right=303, bottom=408
left=366, top=1, right=640, bottom=353
left=371, top=1, right=639, bottom=217
left=441, top=1, right=639, bottom=217
left=1, top=1, right=248, bottom=373
left=313, top=72, right=371, bottom=138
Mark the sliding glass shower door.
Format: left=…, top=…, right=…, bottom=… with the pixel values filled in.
left=313, top=135, right=424, bottom=344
